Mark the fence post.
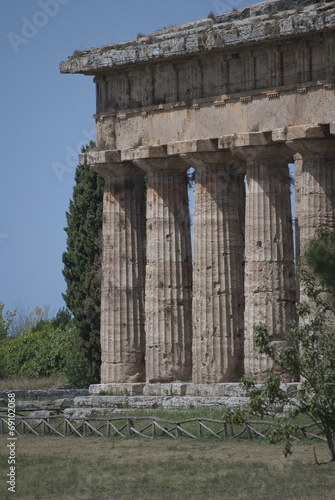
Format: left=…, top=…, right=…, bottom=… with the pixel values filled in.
left=127, top=419, right=134, bottom=436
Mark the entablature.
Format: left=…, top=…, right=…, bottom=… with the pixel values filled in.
left=79, top=123, right=335, bottom=170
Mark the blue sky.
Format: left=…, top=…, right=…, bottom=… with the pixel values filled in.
left=1, top=0, right=281, bottom=316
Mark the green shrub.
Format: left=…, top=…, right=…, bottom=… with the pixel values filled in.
left=0, top=304, right=91, bottom=388
left=3, top=323, right=69, bottom=378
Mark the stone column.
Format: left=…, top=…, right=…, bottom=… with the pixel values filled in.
left=225, top=135, right=296, bottom=381
left=181, top=152, right=245, bottom=383
left=294, top=153, right=303, bottom=260
left=133, top=157, right=193, bottom=383
left=286, top=138, right=335, bottom=256
left=92, top=161, right=146, bottom=384
left=294, top=153, right=303, bottom=302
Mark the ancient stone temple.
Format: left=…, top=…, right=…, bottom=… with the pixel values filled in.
left=60, top=0, right=335, bottom=390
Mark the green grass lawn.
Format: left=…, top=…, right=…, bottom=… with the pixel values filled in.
left=0, top=435, right=334, bottom=500
left=0, top=378, right=334, bottom=499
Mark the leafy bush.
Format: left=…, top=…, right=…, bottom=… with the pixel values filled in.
left=0, top=305, right=91, bottom=388
left=0, top=302, right=16, bottom=378
left=242, top=230, right=335, bottom=462
left=3, top=323, right=70, bottom=377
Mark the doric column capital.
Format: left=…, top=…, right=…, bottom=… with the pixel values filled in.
left=273, top=124, right=335, bottom=158
left=133, top=156, right=190, bottom=175
left=285, top=138, right=335, bottom=157
left=121, top=145, right=168, bottom=162
left=180, top=151, right=245, bottom=176
left=93, top=162, right=145, bottom=179
left=220, top=131, right=272, bottom=149
left=79, top=148, right=145, bottom=179
left=79, top=149, right=121, bottom=166
left=219, top=132, right=293, bottom=164
left=120, top=143, right=191, bottom=173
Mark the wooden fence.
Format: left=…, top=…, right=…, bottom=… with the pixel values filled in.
left=0, top=410, right=327, bottom=442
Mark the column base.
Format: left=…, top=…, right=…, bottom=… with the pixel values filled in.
left=89, top=382, right=299, bottom=397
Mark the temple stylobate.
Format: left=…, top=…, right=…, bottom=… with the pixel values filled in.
left=61, top=0, right=335, bottom=388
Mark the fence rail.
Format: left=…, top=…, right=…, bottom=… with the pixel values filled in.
left=0, top=412, right=327, bottom=442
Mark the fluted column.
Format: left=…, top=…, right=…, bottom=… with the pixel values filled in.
left=133, top=157, right=192, bottom=383
left=181, top=152, right=245, bottom=383
left=233, top=141, right=296, bottom=381
left=294, top=153, right=303, bottom=302
left=288, top=138, right=335, bottom=328
left=286, top=138, right=335, bottom=257
left=93, top=162, right=146, bottom=383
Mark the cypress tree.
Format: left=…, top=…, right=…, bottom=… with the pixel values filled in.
left=62, top=142, right=104, bottom=385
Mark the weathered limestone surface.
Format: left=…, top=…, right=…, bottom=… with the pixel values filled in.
left=62, top=0, right=335, bottom=387
left=132, top=157, right=192, bottom=383
left=64, top=396, right=251, bottom=418
left=88, top=381, right=299, bottom=397
left=221, top=135, right=296, bottom=381
left=287, top=138, right=335, bottom=255
left=60, top=0, right=335, bottom=76
left=61, top=1, right=335, bottom=152
left=71, top=395, right=250, bottom=410
left=294, top=153, right=303, bottom=258
left=181, top=151, right=245, bottom=383
left=294, top=153, right=303, bottom=302
left=89, top=383, right=146, bottom=396
left=87, top=158, right=146, bottom=383
left=273, top=125, right=335, bottom=311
